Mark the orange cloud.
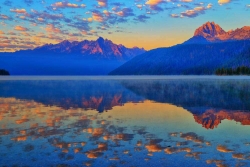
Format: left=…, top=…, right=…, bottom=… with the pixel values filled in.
left=145, top=0, right=163, bottom=6
left=103, top=10, right=110, bottom=16
left=45, top=24, right=61, bottom=33
left=217, top=145, right=233, bottom=153
left=207, top=3, right=213, bottom=9
left=194, top=6, right=205, bottom=11
left=37, top=18, right=44, bottom=22
left=14, top=25, right=28, bottom=31
left=52, top=2, right=86, bottom=8
left=0, top=30, right=4, bottom=34
left=0, top=14, right=9, bottom=19
left=218, top=0, right=231, bottom=4
left=10, top=9, right=27, bottom=13
left=97, top=0, right=107, bottom=7
left=92, top=12, right=104, bottom=22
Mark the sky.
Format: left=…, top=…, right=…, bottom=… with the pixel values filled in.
left=0, top=0, right=250, bottom=52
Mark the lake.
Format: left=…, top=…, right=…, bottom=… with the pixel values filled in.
left=1, top=76, right=250, bottom=167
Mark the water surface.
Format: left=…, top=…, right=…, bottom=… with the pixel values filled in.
left=1, top=76, right=250, bottom=167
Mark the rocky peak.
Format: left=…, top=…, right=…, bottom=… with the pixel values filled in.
left=241, top=26, right=250, bottom=31
left=194, top=22, right=226, bottom=38
left=60, top=40, right=71, bottom=45
left=97, top=37, right=105, bottom=44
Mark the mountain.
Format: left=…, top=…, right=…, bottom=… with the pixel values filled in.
left=110, top=22, right=250, bottom=75
left=0, top=37, right=145, bottom=75
left=184, top=22, right=250, bottom=44
left=110, top=40, right=250, bottom=75
left=17, top=37, right=145, bottom=60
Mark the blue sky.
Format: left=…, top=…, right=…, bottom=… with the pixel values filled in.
left=0, top=0, right=250, bottom=51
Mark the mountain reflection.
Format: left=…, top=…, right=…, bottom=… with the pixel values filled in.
left=121, top=79, right=250, bottom=128
left=1, top=78, right=250, bottom=130
left=193, top=109, right=250, bottom=129
left=1, top=97, right=250, bottom=166
left=0, top=80, right=144, bottom=112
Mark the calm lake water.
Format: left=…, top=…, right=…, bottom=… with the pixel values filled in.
left=1, top=76, right=250, bottom=167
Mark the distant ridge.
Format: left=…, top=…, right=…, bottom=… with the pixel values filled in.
left=0, top=37, right=146, bottom=75
left=16, top=37, right=146, bottom=60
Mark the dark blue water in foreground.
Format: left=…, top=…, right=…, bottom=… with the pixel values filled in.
left=1, top=76, right=250, bottom=167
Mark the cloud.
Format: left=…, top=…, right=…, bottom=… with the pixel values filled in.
left=194, top=6, right=206, bottom=11
left=45, top=24, right=61, bottom=33
left=207, top=3, right=213, bottom=9
left=97, top=0, right=107, bottom=7
left=27, top=10, right=64, bottom=20
left=103, top=10, right=110, bottom=16
left=170, top=14, right=179, bottom=18
left=134, top=14, right=150, bottom=22
left=218, top=0, right=231, bottom=4
left=0, top=30, right=4, bottom=34
left=14, top=25, right=28, bottom=31
left=181, top=0, right=193, bottom=2
left=145, top=0, right=165, bottom=11
left=136, top=4, right=143, bottom=9
left=116, top=8, right=134, bottom=17
left=0, top=14, right=10, bottom=20
left=145, top=0, right=163, bottom=6
left=10, top=9, right=27, bottom=13
left=52, top=2, right=86, bottom=8
left=92, top=11, right=104, bottom=22
left=216, top=145, right=233, bottom=153
left=181, top=10, right=198, bottom=17
left=67, top=21, right=90, bottom=31
left=37, top=18, right=44, bottom=22
left=180, top=5, right=207, bottom=18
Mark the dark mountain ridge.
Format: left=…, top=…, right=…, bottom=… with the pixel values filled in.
left=110, top=40, right=250, bottom=75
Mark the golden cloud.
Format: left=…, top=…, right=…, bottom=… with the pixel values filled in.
left=216, top=145, right=233, bottom=153
left=145, top=0, right=163, bottom=6
left=97, top=0, right=107, bottom=7
left=52, top=2, right=86, bottom=8
left=92, top=12, right=104, bottom=22
left=10, top=9, right=27, bottom=13
left=218, top=0, right=231, bottom=4
left=14, top=25, right=28, bottom=31
left=45, top=24, right=62, bottom=33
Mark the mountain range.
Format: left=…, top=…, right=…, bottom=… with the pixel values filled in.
left=1, top=21, right=250, bottom=75
left=17, top=37, right=145, bottom=60
left=110, top=22, right=250, bottom=75
left=0, top=37, right=145, bottom=75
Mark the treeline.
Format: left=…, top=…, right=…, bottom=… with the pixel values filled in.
left=0, top=69, right=10, bottom=75
left=215, top=66, right=250, bottom=75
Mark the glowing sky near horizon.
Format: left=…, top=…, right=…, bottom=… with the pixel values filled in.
left=0, top=0, right=249, bottom=52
